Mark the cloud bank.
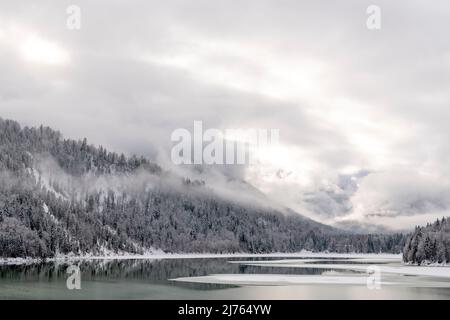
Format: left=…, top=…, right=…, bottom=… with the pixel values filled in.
left=1, top=0, right=449, bottom=230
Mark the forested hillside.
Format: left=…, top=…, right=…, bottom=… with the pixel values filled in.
left=403, top=217, right=450, bottom=264
left=0, top=118, right=405, bottom=258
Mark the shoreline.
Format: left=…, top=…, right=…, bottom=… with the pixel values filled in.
left=0, top=252, right=401, bottom=265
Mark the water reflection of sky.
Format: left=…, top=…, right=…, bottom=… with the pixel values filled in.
left=1, top=257, right=450, bottom=299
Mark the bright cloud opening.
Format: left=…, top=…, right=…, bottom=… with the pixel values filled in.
left=19, top=34, right=69, bottom=65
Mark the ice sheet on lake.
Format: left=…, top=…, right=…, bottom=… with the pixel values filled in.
left=233, top=260, right=450, bottom=279
left=228, top=257, right=400, bottom=265
left=171, top=274, right=396, bottom=286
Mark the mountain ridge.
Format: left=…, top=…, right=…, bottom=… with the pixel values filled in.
left=0, top=117, right=405, bottom=258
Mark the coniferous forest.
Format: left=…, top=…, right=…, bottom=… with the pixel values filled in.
left=403, top=217, right=450, bottom=264
left=0, top=117, right=421, bottom=259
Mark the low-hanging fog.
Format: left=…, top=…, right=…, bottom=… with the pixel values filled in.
left=1, top=0, right=450, bottom=231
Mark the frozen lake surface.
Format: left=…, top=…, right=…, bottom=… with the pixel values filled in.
left=1, top=253, right=449, bottom=299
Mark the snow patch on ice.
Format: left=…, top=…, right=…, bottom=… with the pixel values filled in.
left=170, top=274, right=397, bottom=286
left=234, top=260, right=450, bottom=278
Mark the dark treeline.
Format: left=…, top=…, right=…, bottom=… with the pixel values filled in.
left=403, top=217, right=450, bottom=264
left=0, top=118, right=405, bottom=258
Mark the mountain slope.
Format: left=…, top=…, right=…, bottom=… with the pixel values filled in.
left=0, top=118, right=405, bottom=258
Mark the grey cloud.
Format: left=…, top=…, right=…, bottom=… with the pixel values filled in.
left=1, top=0, right=450, bottom=230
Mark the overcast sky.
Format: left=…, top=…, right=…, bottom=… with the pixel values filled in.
left=1, top=0, right=449, bottom=231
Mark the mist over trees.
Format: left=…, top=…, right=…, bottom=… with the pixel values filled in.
left=403, top=217, right=450, bottom=265
left=0, top=118, right=406, bottom=258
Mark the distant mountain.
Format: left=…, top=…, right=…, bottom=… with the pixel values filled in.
left=403, top=217, right=450, bottom=264
left=0, top=117, right=405, bottom=258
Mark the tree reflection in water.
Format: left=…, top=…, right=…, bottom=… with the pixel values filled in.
left=0, top=257, right=332, bottom=290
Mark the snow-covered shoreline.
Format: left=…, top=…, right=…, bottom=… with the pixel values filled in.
left=403, top=261, right=449, bottom=267
left=0, top=251, right=401, bottom=265
left=0, top=257, right=42, bottom=265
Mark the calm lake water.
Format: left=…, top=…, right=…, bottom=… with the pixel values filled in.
left=1, top=255, right=450, bottom=299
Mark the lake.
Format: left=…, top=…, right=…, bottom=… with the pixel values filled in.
left=1, top=254, right=450, bottom=299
